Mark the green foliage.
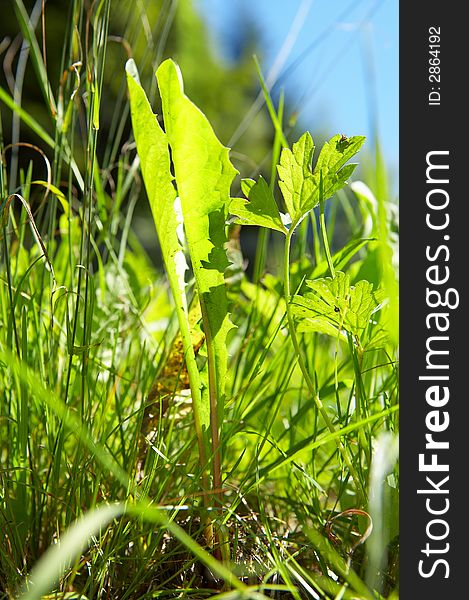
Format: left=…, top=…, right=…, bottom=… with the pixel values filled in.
left=277, top=132, right=365, bottom=229
left=230, top=131, right=365, bottom=233
left=277, top=131, right=316, bottom=228
left=19, top=504, right=125, bottom=600
left=309, top=237, right=374, bottom=279
left=126, top=59, right=209, bottom=461
left=126, top=58, right=239, bottom=515
left=291, top=271, right=385, bottom=343
left=0, top=2, right=398, bottom=598
left=230, top=176, right=288, bottom=234
left=229, top=128, right=384, bottom=503
left=156, top=58, right=236, bottom=421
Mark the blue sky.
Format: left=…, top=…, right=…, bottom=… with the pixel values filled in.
left=196, top=0, right=398, bottom=171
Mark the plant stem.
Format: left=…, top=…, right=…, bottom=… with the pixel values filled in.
left=319, top=196, right=335, bottom=278
left=283, top=228, right=366, bottom=503
left=253, top=87, right=285, bottom=283
left=199, top=298, right=225, bottom=558
left=201, top=302, right=222, bottom=497
left=171, top=298, right=214, bottom=547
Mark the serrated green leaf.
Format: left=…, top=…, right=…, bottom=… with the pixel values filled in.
left=292, top=271, right=385, bottom=342
left=156, top=58, right=237, bottom=418
left=277, top=133, right=365, bottom=229
left=291, top=293, right=345, bottom=339
left=277, top=131, right=315, bottom=227
left=297, top=315, right=346, bottom=340
left=308, top=134, right=365, bottom=211
left=126, top=59, right=208, bottom=434
left=230, top=176, right=287, bottom=234
left=126, top=60, right=181, bottom=304
left=319, top=162, right=357, bottom=201
left=315, top=134, right=366, bottom=176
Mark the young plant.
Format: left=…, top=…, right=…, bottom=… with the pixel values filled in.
left=291, top=270, right=386, bottom=352
left=230, top=131, right=369, bottom=501
left=126, top=58, right=236, bottom=549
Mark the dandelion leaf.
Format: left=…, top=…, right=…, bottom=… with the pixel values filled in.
left=156, top=58, right=237, bottom=416
left=126, top=59, right=208, bottom=433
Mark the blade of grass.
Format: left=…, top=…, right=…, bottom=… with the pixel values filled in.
left=253, top=405, right=398, bottom=487
left=13, top=0, right=57, bottom=116
left=0, top=87, right=84, bottom=190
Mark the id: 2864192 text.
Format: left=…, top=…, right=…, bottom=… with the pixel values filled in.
left=428, top=26, right=441, bottom=106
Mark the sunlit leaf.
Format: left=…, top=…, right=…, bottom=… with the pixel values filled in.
left=315, top=134, right=366, bottom=177
left=277, top=131, right=315, bottom=227
left=156, top=58, right=237, bottom=419
left=230, top=176, right=287, bottom=234
left=126, top=59, right=209, bottom=435
left=277, top=132, right=365, bottom=229
left=292, top=271, right=385, bottom=342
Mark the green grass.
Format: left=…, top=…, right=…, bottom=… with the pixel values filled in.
left=0, top=1, right=399, bottom=598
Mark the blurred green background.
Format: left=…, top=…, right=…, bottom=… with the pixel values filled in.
left=0, top=0, right=397, bottom=270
